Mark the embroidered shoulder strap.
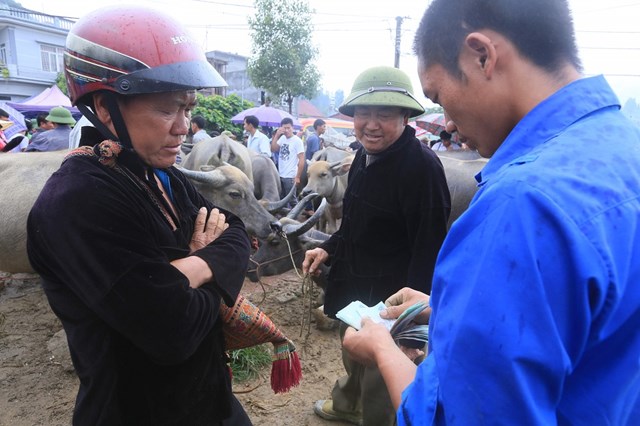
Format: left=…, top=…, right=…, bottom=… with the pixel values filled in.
left=65, top=140, right=122, bottom=168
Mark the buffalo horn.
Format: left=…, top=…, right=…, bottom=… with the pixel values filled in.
left=286, top=192, right=319, bottom=219
left=265, top=184, right=297, bottom=213
left=178, top=167, right=226, bottom=187
left=284, top=198, right=327, bottom=238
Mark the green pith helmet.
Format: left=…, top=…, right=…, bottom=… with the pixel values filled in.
left=339, top=66, right=425, bottom=118
left=45, top=106, right=76, bottom=125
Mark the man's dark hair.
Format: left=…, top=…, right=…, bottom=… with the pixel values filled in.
left=313, top=118, right=326, bottom=130
left=0, top=108, right=8, bottom=119
left=414, top=0, right=581, bottom=79
left=191, top=115, right=206, bottom=130
left=36, top=114, right=49, bottom=126
left=440, top=130, right=452, bottom=141
left=280, top=117, right=294, bottom=126
left=245, top=115, right=259, bottom=128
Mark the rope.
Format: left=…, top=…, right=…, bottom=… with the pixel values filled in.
left=248, top=232, right=318, bottom=342
left=278, top=231, right=316, bottom=339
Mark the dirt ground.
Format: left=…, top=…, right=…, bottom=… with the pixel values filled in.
left=0, top=270, right=353, bottom=426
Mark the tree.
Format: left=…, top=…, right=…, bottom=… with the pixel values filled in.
left=248, top=0, right=320, bottom=114
left=55, top=72, right=68, bottom=95
left=424, top=105, right=444, bottom=115
left=193, top=93, right=253, bottom=138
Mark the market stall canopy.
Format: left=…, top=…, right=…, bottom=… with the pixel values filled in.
left=0, top=103, right=28, bottom=139
left=7, top=85, right=82, bottom=120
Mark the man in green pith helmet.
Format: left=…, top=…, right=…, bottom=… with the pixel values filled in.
left=303, top=65, right=451, bottom=426
left=25, top=106, right=76, bottom=152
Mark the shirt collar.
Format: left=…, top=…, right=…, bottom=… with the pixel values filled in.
left=476, top=75, right=620, bottom=185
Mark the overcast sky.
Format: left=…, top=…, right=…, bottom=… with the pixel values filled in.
left=19, top=0, right=640, bottom=106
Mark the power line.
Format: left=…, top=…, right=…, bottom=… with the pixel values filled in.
left=577, top=29, right=640, bottom=34
left=580, top=46, right=640, bottom=50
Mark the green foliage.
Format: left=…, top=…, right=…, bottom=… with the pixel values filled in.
left=0, top=64, right=9, bottom=79
left=229, top=345, right=272, bottom=382
left=248, top=0, right=320, bottom=113
left=55, top=72, right=68, bottom=95
left=424, top=105, right=444, bottom=114
left=193, top=93, right=253, bottom=137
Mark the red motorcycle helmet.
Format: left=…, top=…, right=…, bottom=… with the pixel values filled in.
left=65, top=5, right=226, bottom=107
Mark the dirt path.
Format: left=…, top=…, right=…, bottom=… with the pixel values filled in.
left=0, top=271, right=352, bottom=426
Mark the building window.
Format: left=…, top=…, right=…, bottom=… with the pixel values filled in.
left=0, top=44, right=6, bottom=65
left=40, top=44, right=64, bottom=72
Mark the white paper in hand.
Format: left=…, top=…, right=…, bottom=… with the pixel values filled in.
left=336, top=301, right=396, bottom=331
left=337, top=300, right=429, bottom=348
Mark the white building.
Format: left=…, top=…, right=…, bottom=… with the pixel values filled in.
left=0, top=5, right=74, bottom=102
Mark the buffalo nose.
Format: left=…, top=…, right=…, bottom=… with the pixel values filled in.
left=270, top=221, right=282, bottom=233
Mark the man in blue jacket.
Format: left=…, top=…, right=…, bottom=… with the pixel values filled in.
left=342, top=0, right=640, bottom=425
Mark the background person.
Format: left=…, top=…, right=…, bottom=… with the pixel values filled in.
left=0, top=108, right=10, bottom=149
left=303, top=66, right=450, bottom=426
left=190, top=114, right=208, bottom=144
left=343, top=0, right=640, bottom=424
left=1, top=118, right=32, bottom=153
left=26, top=6, right=252, bottom=425
left=35, top=113, right=55, bottom=133
left=305, top=118, right=326, bottom=160
left=430, top=130, right=460, bottom=151
left=271, top=116, right=305, bottom=207
left=25, top=106, right=76, bottom=152
left=244, top=114, right=271, bottom=156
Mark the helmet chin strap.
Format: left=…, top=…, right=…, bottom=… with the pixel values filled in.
left=77, top=92, right=133, bottom=150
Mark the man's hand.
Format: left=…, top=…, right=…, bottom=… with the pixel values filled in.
left=189, top=207, right=229, bottom=253
left=380, top=287, right=431, bottom=324
left=343, top=317, right=397, bottom=367
left=344, top=317, right=421, bottom=411
left=302, top=247, right=329, bottom=276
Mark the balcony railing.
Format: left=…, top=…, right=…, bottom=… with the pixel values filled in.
left=0, top=6, right=75, bottom=31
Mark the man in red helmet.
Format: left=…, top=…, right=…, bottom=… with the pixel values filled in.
left=26, top=5, right=252, bottom=425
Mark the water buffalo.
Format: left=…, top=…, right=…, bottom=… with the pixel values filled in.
left=247, top=193, right=330, bottom=289
left=178, top=165, right=280, bottom=239
left=0, top=152, right=65, bottom=273
left=437, top=153, right=487, bottom=227
left=311, top=146, right=354, bottom=163
left=249, top=151, right=281, bottom=203
left=0, top=153, right=280, bottom=273
left=181, top=133, right=253, bottom=181
left=301, top=155, right=354, bottom=233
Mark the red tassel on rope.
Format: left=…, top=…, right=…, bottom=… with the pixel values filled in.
left=270, top=340, right=302, bottom=394
left=220, top=295, right=303, bottom=393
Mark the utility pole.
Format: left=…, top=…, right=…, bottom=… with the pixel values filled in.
left=394, top=16, right=403, bottom=68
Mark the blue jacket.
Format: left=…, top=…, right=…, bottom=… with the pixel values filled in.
left=399, top=76, right=640, bottom=425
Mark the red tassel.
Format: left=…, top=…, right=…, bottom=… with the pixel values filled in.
left=270, top=341, right=302, bottom=393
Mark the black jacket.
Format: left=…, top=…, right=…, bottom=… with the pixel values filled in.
left=320, top=126, right=450, bottom=317
left=27, top=128, right=250, bottom=425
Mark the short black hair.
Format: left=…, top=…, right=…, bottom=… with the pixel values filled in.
left=0, top=108, right=8, bottom=119
left=440, top=130, right=452, bottom=140
left=244, top=115, right=259, bottom=128
left=313, top=119, right=326, bottom=130
left=191, top=115, right=206, bottom=129
left=36, top=114, right=49, bottom=126
left=414, top=0, right=581, bottom=78
left=280, top=117, right=294, bottom=126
